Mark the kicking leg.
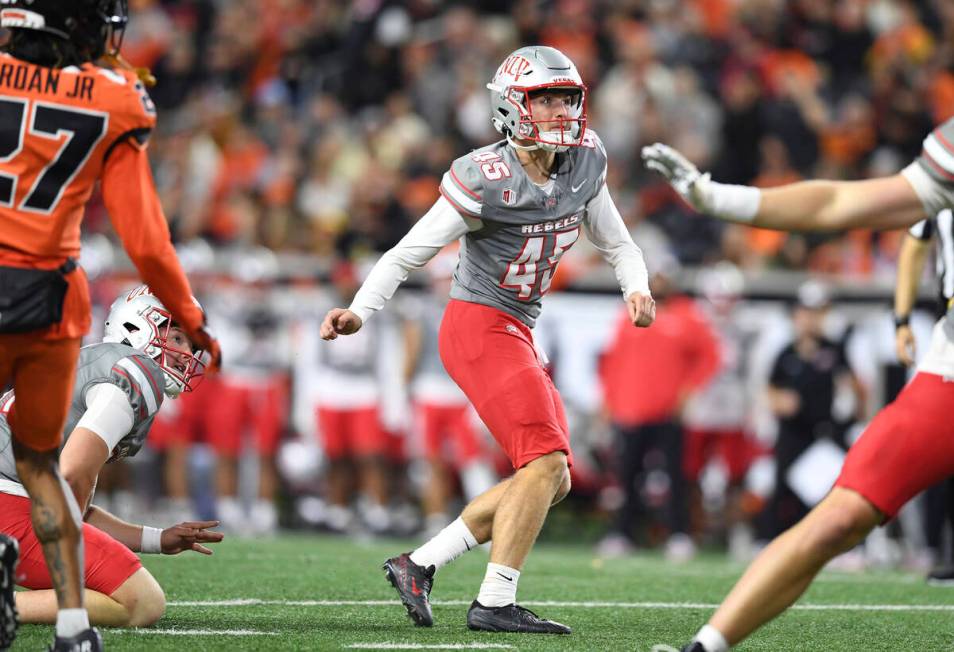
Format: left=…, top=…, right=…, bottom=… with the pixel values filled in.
left=692, top=488, right=879, bottom=650
left=467, top=451, right=572, bottom=634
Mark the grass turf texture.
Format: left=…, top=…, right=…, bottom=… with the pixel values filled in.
left=11, top=534, right=954, bottom=650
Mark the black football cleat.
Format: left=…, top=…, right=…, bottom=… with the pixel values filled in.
left=467, top=600, right=571, bottom=634
left=0, top=534, right=18, bottom=651
left=49, top=627, right=102, bottom=652
left=383, top=553, right=435, bottom=627
left=926, top=565, right=954, bottom=586
left=682, top=643, right=707, bottom=652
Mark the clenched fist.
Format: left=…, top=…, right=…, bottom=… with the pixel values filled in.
left=320, top=308, right=363, bottom=340
left=627, top=292, right=655, bottom=328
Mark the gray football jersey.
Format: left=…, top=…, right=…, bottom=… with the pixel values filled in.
left=0, top=342, right=166, bottom=489
left=440, top=130, right=609, bottom=326
left=914, top=119, right=954, bottom=337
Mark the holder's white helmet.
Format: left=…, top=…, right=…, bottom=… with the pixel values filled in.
left=103, top=286, right=207, bottom=397
left=487, top=45, right=587, bottom=152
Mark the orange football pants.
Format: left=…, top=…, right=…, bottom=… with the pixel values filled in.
left=0, top=333, right=81, bottom=452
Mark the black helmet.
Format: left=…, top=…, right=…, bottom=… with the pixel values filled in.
left=0, top=0, right=128, bottom=61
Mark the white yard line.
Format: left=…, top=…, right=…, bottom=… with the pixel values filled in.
left=345, top=645, right=514, bottom=650
left=166, top=598, right=954, bottom=612
left=113, top=628, right=280, bottom=636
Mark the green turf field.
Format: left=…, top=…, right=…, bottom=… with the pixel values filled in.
left=12, top=533, right=954, bottom=651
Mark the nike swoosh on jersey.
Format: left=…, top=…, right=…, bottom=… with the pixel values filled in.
left=571, top=178, right=588, bottom=192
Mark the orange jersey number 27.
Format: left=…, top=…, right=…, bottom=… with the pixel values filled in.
left=0, top=98, right=107, bottom=214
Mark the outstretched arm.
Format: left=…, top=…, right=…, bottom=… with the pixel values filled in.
left=642, top=143, right=928, bottom=232
left=321, top=196, right=478, bottom=339
left=84, top=507, right=223, bottom=555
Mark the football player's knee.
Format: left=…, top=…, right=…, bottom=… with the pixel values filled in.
left=551, top=468, right=571, bottom=505
left=532, top=450, right=568, bottom=484
left=12, top=443, right=56, bottom=478
left=805, top=505, right=873, bottom=556
left=127, top=581, right=166, bottom=627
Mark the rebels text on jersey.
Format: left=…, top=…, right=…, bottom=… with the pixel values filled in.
left=439, top=131, right=608, bottom=326
left=0, top=53, right=156, bottom=261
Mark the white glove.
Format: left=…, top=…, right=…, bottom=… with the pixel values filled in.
left=641, top=143, right=714, bottom=212
left=642, top=143, right=760, bottom=222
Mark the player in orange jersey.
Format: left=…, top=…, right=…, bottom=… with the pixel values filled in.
left=0, top=2, right=220, bottom=650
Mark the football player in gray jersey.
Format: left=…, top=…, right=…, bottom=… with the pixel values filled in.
left=0, top=287, right=222, bottom=630
left=322, top=45, right=655, bottom=634
left=644, top=122, right=954, bottom=651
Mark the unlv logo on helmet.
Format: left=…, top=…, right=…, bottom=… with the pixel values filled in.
left=499, top=55, right=532, bottom=82
left=487, top=46, right=587, bottom=153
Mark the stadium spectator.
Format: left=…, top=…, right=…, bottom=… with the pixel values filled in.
left=298, top=260, right=394, bottom=535
left=596, top=253, right=721, bottom=561
left=681, top=262, right=762, bottom=552
left=758, top=280, right=868, bottom=539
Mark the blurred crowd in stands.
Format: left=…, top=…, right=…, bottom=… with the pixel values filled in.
left=5, top=0, right=952, bottom=571
left=56, top=0, right=954, bottom=278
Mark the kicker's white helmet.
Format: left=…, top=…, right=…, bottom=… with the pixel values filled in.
left=487, top=45, right=587, bottom=152
left=103, top=286, right=207, bottom=398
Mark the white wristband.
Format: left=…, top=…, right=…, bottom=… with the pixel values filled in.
left=140, top=526, right=163, bottom=554
left=707, top=180, right=761, bottom=223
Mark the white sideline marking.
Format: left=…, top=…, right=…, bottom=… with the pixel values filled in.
left=346, top=645, right=514, bottom=650
left=113, top=628, right=280, bottom=636
left=167, top=598, right=954, bottom=612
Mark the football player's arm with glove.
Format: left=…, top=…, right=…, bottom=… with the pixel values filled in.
left=641, top=143, right=928, bottom=232
left=584, top=184, right=655, bottom=327
left=321, top=196, right=479, bottom=340
left=101, top=141, right=221, bottom=371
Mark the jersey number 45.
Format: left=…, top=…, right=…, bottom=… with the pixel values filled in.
left=500, top=228, right=580, bottom=301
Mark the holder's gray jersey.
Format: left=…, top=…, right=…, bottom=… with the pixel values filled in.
left=0, top=342, right=165, bottom=493
left=440, top=130, right=608, bottom=326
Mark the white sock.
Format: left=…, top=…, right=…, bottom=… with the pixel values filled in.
left=410, top=516, right=478, bottom=570
left=55, top=608, right=89, bottom=638
left=476, top=562, right=520, bottom=607
left=694, top=624, right=729, bottom=652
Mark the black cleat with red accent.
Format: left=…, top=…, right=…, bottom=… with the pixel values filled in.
left=0, top=534, right=18, bottom=651
left=383, top=553, right=435, bottom=627
left=466, top=600, right=571, bottom=634
left=48, top=627, right=103, bottom=652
